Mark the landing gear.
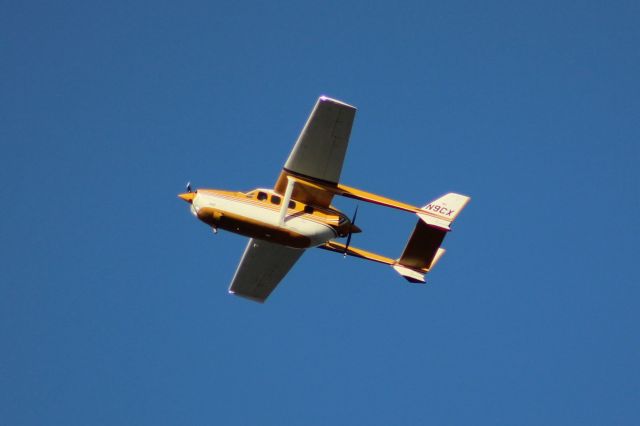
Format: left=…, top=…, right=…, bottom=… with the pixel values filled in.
left=211, top=226, right=218, bottom=234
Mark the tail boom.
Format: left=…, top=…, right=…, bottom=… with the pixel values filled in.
left=319, top=241, right=396, bottom=266
left=318, top=192, right=470, bottom=285
left=318, top=241, right=442, bottom=284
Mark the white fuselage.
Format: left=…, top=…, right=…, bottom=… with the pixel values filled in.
left=190, top=189, right=342, bottom=249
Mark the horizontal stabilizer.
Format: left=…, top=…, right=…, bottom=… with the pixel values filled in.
left=394, top=247, right=445, bottom=283
left=398, top=219, right=446, bottom=271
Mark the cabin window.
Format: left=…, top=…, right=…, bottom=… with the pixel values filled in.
left=271, top=195, right=281, bottom=205
left=257, top=192, right=267, bottom=201
left=288, top=201, right=296, bottom=209
left=304, top=205, right=314, bottom=214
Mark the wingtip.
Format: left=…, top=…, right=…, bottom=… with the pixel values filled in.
left=318, top=95, right=356, bottom=110
left=228, top=290, right=266, bottom=304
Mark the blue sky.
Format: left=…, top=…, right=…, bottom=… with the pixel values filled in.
left=2, top=1, right=639, bottom=424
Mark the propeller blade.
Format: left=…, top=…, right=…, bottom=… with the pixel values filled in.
left=186, top=181, right=192, bottom=193
left=344, top=233, right=353, bottom=257
left=343, top=205, right=359, bottom=257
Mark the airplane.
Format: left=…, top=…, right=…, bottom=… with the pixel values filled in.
left=178, top=96, right=470, bottom=303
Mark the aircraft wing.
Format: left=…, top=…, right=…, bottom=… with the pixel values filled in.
left=228, top=238, right=305, bottom=303
left=275, top=96, right=356, bottom=206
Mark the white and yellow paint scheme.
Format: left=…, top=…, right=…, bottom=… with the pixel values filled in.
left=179, top=188, right=359, bottom=249
left=179, top=96, right=470, bottom=302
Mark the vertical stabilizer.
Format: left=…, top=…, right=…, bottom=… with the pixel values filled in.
left=417, top=193, right=470, bottom=230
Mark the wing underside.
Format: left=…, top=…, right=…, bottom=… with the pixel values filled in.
left=275, top=96, right=356, bottom=207
left=229, top=238, right=305, bottom=303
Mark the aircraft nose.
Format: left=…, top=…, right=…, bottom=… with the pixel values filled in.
left=178, top=192, right=195, bottom=203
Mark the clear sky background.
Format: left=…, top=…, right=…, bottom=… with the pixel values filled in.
left=2, top=1, right=639, bottom=425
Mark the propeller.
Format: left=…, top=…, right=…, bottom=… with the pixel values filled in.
left=178, top=181, right=196, bottom=204
left=343, top=205, right=359, bottom=257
